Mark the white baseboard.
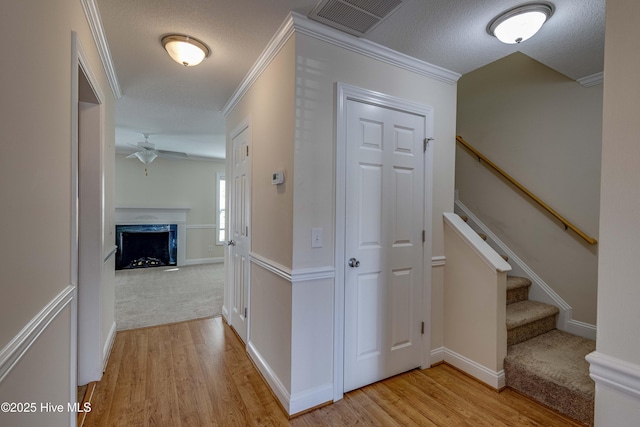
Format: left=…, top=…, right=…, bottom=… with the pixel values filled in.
left=102, top=321, right=117, bottom=371
left=587, top=351, right=640, bottom=400
left=0, top=285, right=74, bottom=383
left=290, top=383, right=333, bottom=415
left=430, top=346, right=446, bottom=364
left=566, top=319, right=597, bottom=341
left=221, top=305, right=230, bottom=324
left=183, top=257, right=224, bottom=266
left=434, top=347, right=505, bottom=389
left=247, top=340, right=332, bottom=415
left=454, top=198, right=597, bottom=340
left=247, top=341, right=291, bottom=413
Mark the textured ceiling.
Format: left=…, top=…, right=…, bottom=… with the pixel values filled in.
left=96, top=0, right=605, bottom=159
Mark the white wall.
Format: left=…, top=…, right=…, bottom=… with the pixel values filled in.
left=456, top=52, right=602, bottom=325
left=115, top=154, right=225, bottom=262
left=0, top=1, right=115, bottom=425
left=225, top=14, right=457, bottom=414
left=590, top=0, right=640, bottom=423
left=291, top=30, right=457, bottom=407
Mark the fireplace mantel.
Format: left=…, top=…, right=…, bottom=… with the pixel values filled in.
left=115, top=207, right=190, bottom=266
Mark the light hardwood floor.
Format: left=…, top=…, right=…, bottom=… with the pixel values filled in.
left=84, top=317, right=581, bottom=426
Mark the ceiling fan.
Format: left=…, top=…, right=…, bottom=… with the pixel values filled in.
left=127, top=133, right=189, bottom=175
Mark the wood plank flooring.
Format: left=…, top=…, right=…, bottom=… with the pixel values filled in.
left=84, top=317, right=582, bottom=426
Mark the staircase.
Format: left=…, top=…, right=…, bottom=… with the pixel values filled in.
left=504, top=276, right=595, bottom=426
left=459, top=214, right=596, bottom=426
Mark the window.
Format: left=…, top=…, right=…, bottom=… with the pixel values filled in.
left=216, top=172, right=226, bottom=245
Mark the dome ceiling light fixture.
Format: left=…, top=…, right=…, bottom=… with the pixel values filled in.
left=488, top=3, right=554, bottom=44
left=161, top=34, right=211, bottom=66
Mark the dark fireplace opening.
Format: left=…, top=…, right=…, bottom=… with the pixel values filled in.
left=115, top=224, right=177, bottom=270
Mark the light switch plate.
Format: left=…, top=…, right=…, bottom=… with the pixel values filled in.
left=311, top=228, right=323, bottom=248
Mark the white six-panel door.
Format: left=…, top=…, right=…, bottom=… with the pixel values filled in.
left=230, top=126, right=250, bottom=343
left=343, top=99, right=425, bottom=392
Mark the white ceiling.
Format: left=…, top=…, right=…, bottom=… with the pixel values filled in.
left=96, top=0, right=605, bottom=160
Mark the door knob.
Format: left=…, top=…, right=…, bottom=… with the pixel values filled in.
left=227, top=240, right=236, bottom=246
left=348, top=257, right=360, bottom=268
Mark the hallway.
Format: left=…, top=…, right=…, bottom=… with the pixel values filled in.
left=83, top=317, right=580, bottom=426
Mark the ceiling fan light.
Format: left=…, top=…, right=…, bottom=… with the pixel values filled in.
left=489, top=4, right=553, bottom=44
left=162, top=34, right=210, bottom=66
left=134, top=150, right=158, bottom=165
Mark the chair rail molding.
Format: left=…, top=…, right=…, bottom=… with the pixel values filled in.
left=0, top=285, right=74, bottom=383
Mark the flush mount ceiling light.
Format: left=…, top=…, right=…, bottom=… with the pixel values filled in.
left=488, top=3, right=553, bottom=44
left=161, top=34, right=210, bottom=66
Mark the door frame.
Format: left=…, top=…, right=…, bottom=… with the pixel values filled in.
left=71, top=31, right=105, bottom=422
left=224, top=117, right=252, bottom=343
left=333, top=82, right=435, bottom=401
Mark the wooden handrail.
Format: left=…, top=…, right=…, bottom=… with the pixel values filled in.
left=456, top=136, right=598, bottom=245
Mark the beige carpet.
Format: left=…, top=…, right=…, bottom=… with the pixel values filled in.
left=115, top=263, right=225, bottom=331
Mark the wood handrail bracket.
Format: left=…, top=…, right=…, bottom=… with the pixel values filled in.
left=456, top=136, right=597, bottom=245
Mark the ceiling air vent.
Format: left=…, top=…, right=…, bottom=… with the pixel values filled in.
left=308, top=0, right=406, bottom=37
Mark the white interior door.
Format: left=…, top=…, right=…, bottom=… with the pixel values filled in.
left=230, top=126, right=250, bottom=343
left=344, top=99, right=425, bottom=392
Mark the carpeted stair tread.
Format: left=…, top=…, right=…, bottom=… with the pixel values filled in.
left=506, top=300, right=558, bottom=330
left=506, top=276, right=531, bottom=305
left=507, top=276, right=531, bottom=291
left=505, top=329, right=595, bottom=425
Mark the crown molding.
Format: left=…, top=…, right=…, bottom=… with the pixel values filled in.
left=577, top=72, right=604, bottom=87
left=223, top=11, right=460, bottom=116
left=290, top=12, right=460, bottom=84
left=81, top=0, right=122, bottom=99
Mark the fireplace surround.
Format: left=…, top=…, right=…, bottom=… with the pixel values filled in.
left=115, top=207, right=189, bottom=268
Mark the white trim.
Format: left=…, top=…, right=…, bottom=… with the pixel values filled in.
left=431, top=256, right=446, bottom=267
left=186, top=224, right=217, bottom=229
left=290, top=384, right=334, bottom=415
left=80, top=0, right=122, bottom=98
left=566, top=319, right=597, bottom=341
left=222, top=15, right=296, bottom=115
left=430, top=347, right=446, bottom=365
left=72, top=33, right=107, bottom=411
left=454, top=198, right=597, bottom=340
left=0, top=285, right=74, bottom=383
left=440, top=347, right=505, bottom=390
left=247, top=341, right=291, bottom=412
left=102, top=321, right=116, bottom=371
left=104, top=245, right=118, bottom=263
left=216, top=171, right=226, bottom=245
left=290, top=12, right=460, bottom=84
left=291, top=266, right=335, bottom=282
left=222, top=12, right=459, bottom=116
left=249, top=253, right=334, bottom=283
left=443, top=212, right=512, bottom=273
left=183, top=257, right=224, bottom=265
left=250, top=253, right=292, bottom=281
left=587, top=351, right=640, bottom=400
left=221, top=305, right=230, bottom=323
left=577, top=72, right=604, bottom=88
left=334, top=82, right=435, bottom=400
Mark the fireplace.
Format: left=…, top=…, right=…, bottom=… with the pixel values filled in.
left=115, top=207, right=189, bottom=268
left=115, top=224, right=177, bottom=270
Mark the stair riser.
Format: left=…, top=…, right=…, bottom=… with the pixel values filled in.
left=505, top=360, right=594, bottom=426
left=507, top=286, right=529, bottom=305
left=508, top=315, right=557, bottom=346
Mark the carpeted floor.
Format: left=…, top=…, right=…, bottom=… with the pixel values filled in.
left=115, top=263, right=225, bottom=331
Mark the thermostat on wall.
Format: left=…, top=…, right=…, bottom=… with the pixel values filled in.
left=272, top=170, right=284, bottom=185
